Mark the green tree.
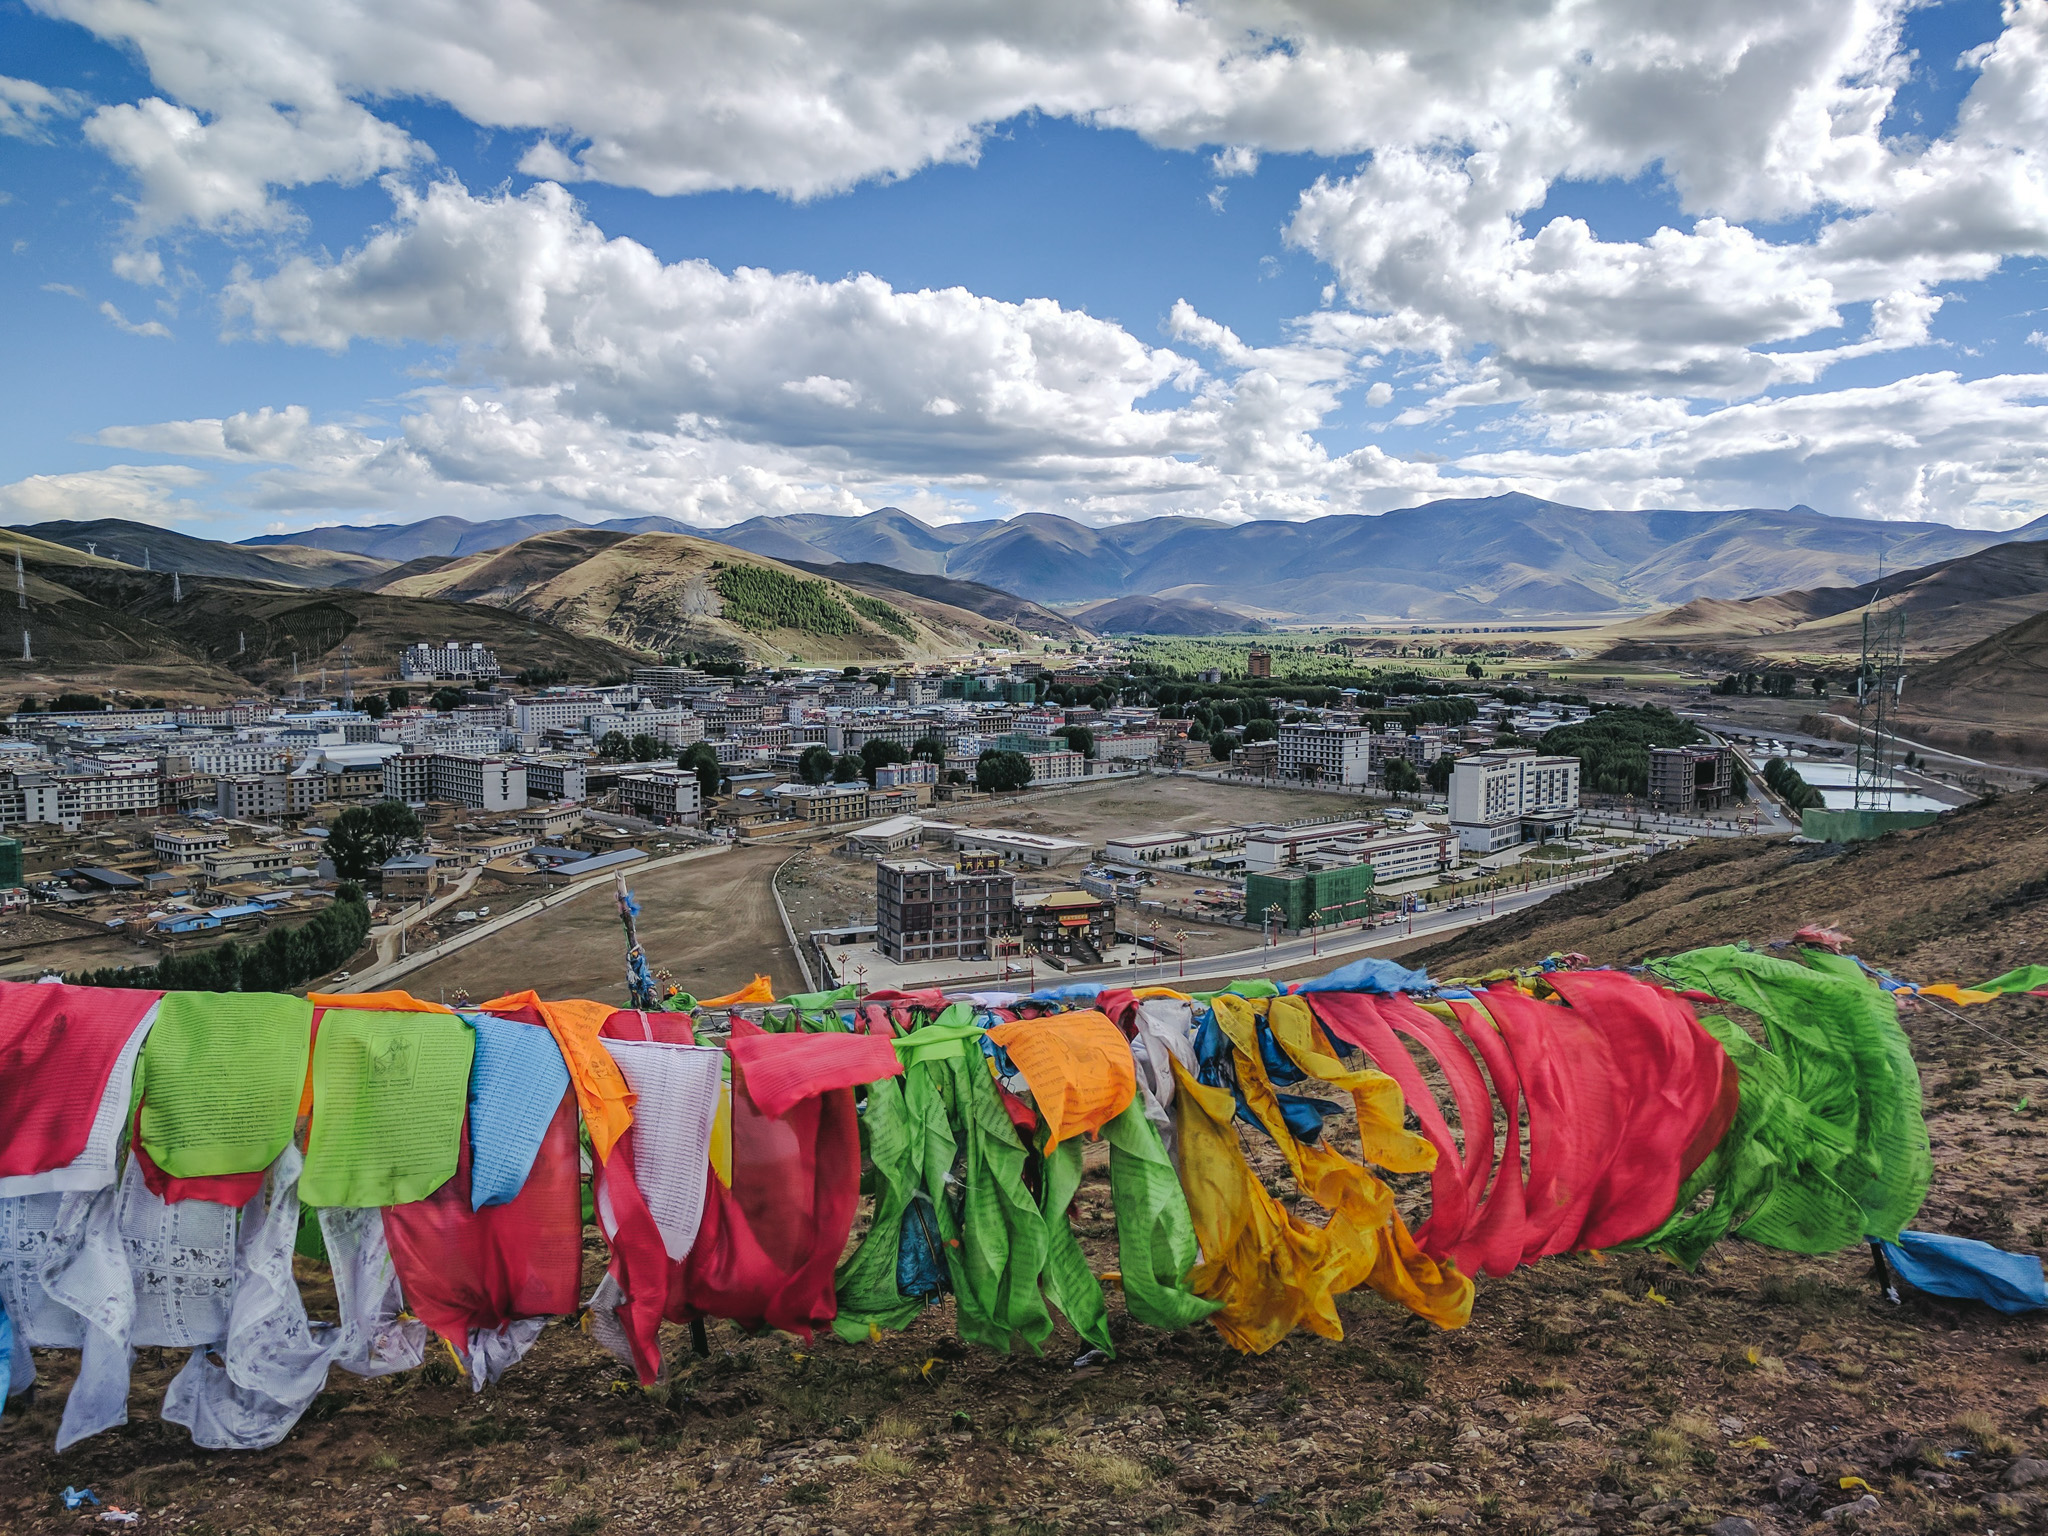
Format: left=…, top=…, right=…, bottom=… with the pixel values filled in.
left=797, top=744, right=835, bottom=785
left=1208, top=730, right=1239, bottom=762
left=859, top=739, right=911, bottom=782
left=1426, top=754, right=1456, bottom=793
left=678, top=740, right=721, bottom=800
left=387, top=687, right=410, bottom=710
left=630, top=733, right=664, bottom=762
left=1383, top=757, right=1423, bottom=795
left=1241, top=718, right=1277, bottom=742
left=597, top=730, right=632, bottom=761
left=910, top=735, right=947, bottom=764
left=1466, top=661, right=1485, bottom=679
left=1810, top=677, right=1828, bottom=697
left=1716, top=674, right=1741, bottom=695
left=326, top=801, right=425, bottom=881
left=362, top=693, right=388, bottom=720
left=1055, top=724, right=1095, bottom=758
left=975, top=749, right=1034, bottom=792
left=430, top=686, right=465, bottom=712
left=1539, top=706, right=1701, bottom=797
left=831, top=753, right=865, bottom=783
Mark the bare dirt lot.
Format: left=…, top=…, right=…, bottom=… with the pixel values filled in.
left=945, top=775, right=1384, bottom=843
left=397, top=844, right=803, bottom=1006
left=6, top=795, right=2048, bottom=1536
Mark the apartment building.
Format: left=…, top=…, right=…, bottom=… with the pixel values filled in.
left=1276, top=722, right=1372, bottom=786
left=1648, top=744, right=1733, bottom=814
left=875, top=852, right=1015, bottom=963
left=153, top=826, right=231, bottom=866
left=519, top=757, right=588, bottom=803
left=400, top=640, right=500, bottom=680
left=1449, top=749, right=1581, bottom=852
left=215, top=773, right=289, bottom=821
left=427, top=754, right=528, bottom=812
left=617, top=769, right=704, bottom=824
left=382, top=753, right=433, bottom=806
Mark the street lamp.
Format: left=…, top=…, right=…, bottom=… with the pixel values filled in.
left=1265, top=902, right=1284, bottom=949
left=1175, top=929, right=1188, bottom=981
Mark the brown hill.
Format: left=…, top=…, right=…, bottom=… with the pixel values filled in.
left=375, top=530, right=1024, bottom=664
left=1605, top=538, right=2048, bottom=667
left=0, top=553, right=641, bottom=702
left=1070, top=593, right=1269, bottom=634
left=1408, top=784, right=2048, bottom=985
left=1897, top=607, right=2048, bottom=765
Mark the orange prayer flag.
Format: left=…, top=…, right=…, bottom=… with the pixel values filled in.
left=984, top=1009, right=1136, bottom=1151
left=696, top=975, right=776, bottom=1008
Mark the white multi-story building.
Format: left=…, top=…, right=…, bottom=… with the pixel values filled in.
left=216, top=773, right=289, bottom=821
left=154, top=826, right=231, bottom=865
left=1277, top=722, right=1372, bottom=786
left=617, top=769, right=703, bottom=824
left=586, top=707, right=706, bottom=749
left=511, top=693, right=606, bottom=735
left=183, top=742, right=291, bottom=776
left=519, top=757, right=588, bottom=803
left=1021, top=749, right=1086, bottom=784
left=400, top=640, right=500, bottom=681
left=1449, top=750, right=1581, bottom=852
left=1094, top=733, right=1161, bottom=762
left=383, top=752, right=433, bottom=806
left=427, top=754, right=527, bottom=812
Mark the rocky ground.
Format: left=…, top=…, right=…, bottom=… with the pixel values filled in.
left=5, top=792, right=2048, bottom=1536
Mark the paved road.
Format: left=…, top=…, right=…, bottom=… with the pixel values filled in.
left=1119, top=870, right=1614, bottom=988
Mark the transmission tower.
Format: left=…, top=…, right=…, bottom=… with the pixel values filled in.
left=339, top=641, right=355, bottom=710
left=15, top=550, right=24, bottom=611
left=1852, top=566, right=1907, bottom=811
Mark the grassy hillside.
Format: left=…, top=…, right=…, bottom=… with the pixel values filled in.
left=13, top=518, right=393, bottom=588
left=376, top=529, right=1020, bottom=664
left=0, top=554, right=642, bottom=699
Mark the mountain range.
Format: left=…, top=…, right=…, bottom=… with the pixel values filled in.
left=215, top=497, right=2048, bottom=620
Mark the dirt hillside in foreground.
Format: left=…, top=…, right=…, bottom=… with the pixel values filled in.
left=1410, top=783, right=2048, bottom=986
left=6, top=803, right=2048, bottom=1535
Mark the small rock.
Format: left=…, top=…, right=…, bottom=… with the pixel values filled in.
left=428, top=1475, right=459, bottom=1494
left=1718, top=1417, right=1747, bottom=1436
left=1553, top=1413, right=1595, bottom=1435
left=1708, top=1518, right=1757, bottom=1536
left=1821, top=1493, right=1880, bottom=1525
left=1406, top=1404, right=1448, bottom=1425
left=1435, top=1504, right=1474, bottom=1527
left=1589, top=1493, right=1626, bottom=1513
left=1987, top=1493, right=2023, bottom=1515
left=1472, top=1395, right=1515, bottom=1419
left=2006, top=1457, right=2048, bottom=1488
left=441, top=1508, right=474, bottom=1526
left=1913, top=1470, right=1954, bottom=1490
left=1776, top=1475, right=1823, bottom=1510
left=1640, top=1503, right=1688, bottom=1524
left=1390, top=1468, right=1436, bottom=1488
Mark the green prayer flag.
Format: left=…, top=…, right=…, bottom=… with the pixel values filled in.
left=1652, top=945, right=1931, bottom=1250
left=299, top=1009, right=475, bottom=1208
left=1976, top=964, right=2048, bottom=996
left=1101, top=1098, right=1221, bottom=1331
left=137, top=991, right=314, bottom=1180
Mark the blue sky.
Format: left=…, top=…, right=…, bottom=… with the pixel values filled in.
left=3, top=0, right=2046, bottom=540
